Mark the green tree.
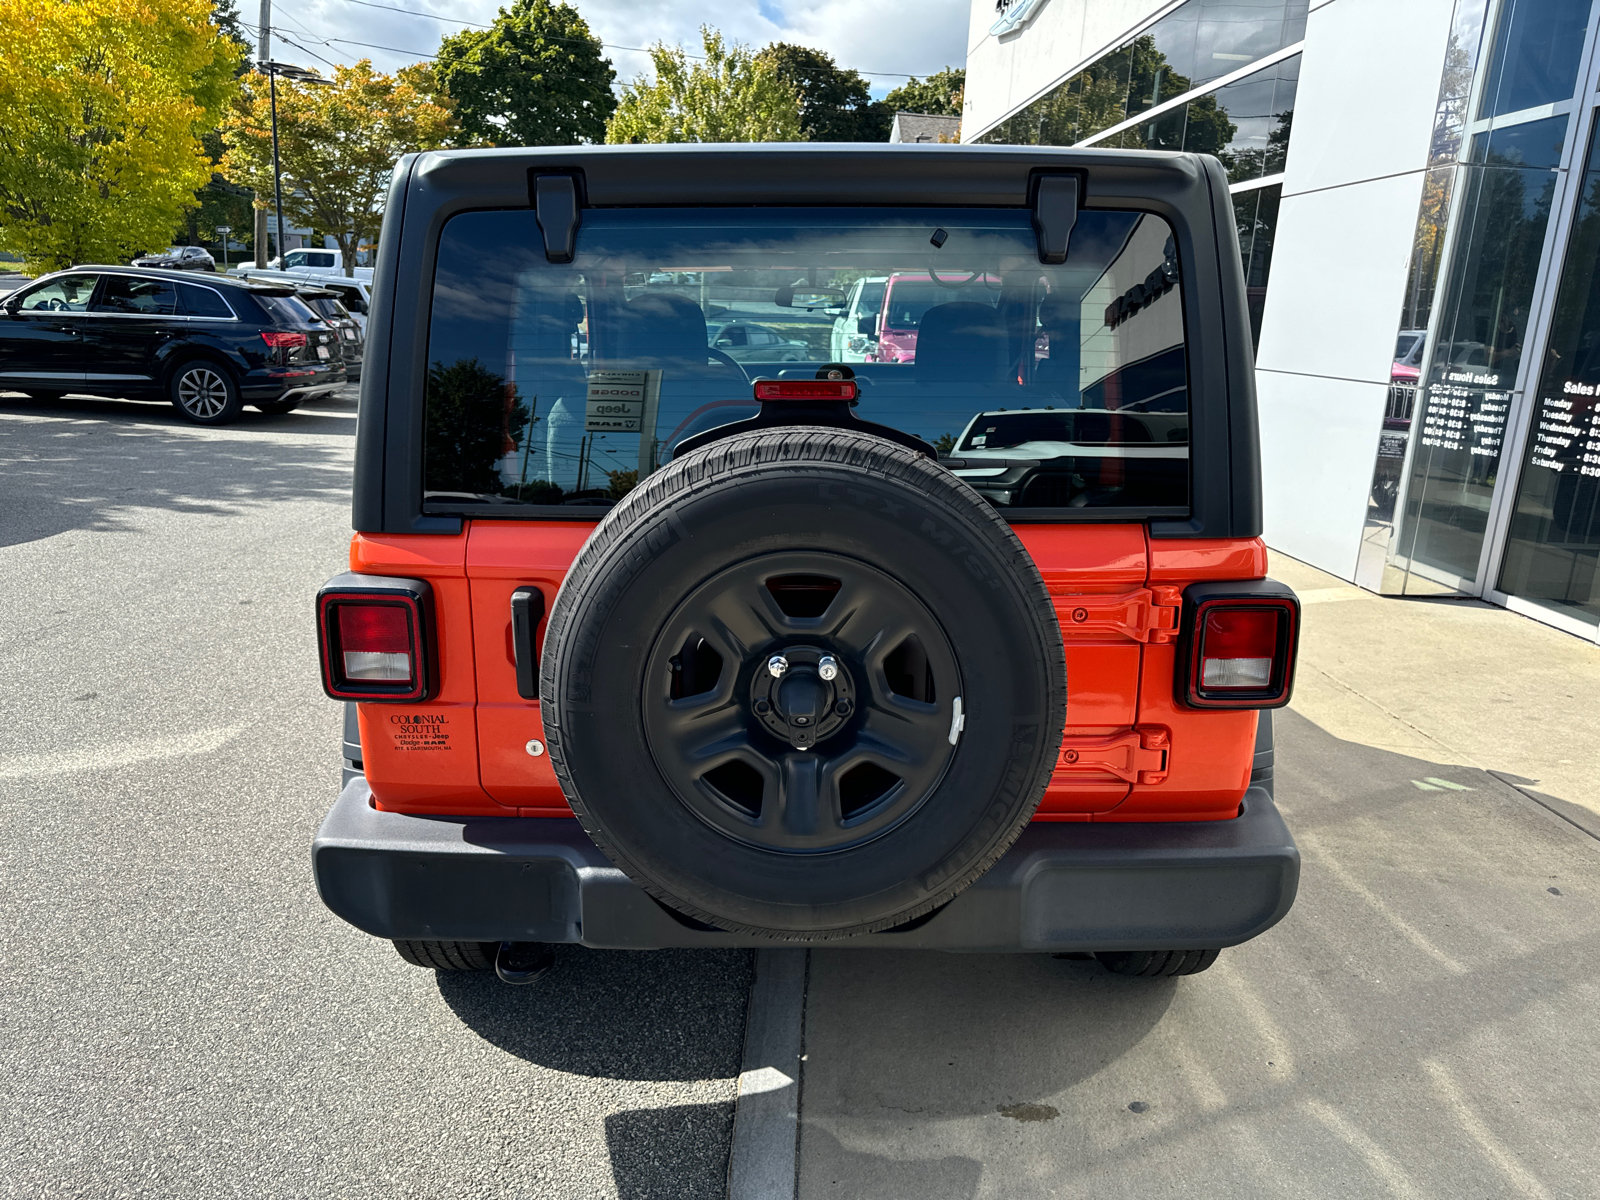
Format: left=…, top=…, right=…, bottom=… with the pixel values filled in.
left=424, top=358, right=528, bottom=497
left=221, top=60, right=456, bottom=274
left=884, top=67, right=965, bottom=117
left=0, top=0, right=241, bottom=272
left=754, top=44, right=889, bottom=141
left=434, top=0, right=615, bottom=147
left=606, top=27, right=802, bottom=144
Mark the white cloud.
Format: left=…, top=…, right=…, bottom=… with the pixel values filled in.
left=254, top=0, right=970, bottom=96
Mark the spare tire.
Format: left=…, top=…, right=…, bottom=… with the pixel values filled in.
left=540, top=429, right=1066, bottom=938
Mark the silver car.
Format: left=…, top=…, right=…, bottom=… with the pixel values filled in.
left=707, top=320, right=811, bottom=363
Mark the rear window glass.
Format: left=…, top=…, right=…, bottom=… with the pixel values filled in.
left=423, top=207, right=1188, bottom=514
left=257, top=294, right=319, bottom=325
left=177, top=282, right=235, bottom=319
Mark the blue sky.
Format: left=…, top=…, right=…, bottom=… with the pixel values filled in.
left=250, top=0, right=972, bottom=98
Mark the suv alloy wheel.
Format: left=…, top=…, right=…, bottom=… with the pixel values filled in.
left=171, top=360, right=243, bottom=425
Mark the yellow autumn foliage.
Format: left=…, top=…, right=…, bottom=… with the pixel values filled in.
left=0, top=0, right=241, bottom=273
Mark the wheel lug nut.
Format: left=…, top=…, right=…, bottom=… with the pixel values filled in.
left=818, top=655, right=838, bottom=681
left=754, top=698, right=771, bottom=714
left=767, top=654, right=789, bottom=678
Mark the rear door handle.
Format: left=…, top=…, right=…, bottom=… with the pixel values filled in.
left=510, top=586, right=546, bottom=700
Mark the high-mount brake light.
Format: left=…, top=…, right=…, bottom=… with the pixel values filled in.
left=261, top=331, right=308, bottom=351
left=754, top=379, right=859, bottom=402
left=1179, top=588, right=1299, bottom=709
left=316, top=575, right=435, bottom=702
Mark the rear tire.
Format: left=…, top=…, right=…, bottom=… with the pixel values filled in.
left=253, top=397, right=302, bottom=416
left=170, top=359, right=243, bottom=425
left=391, top=940, right=498, bottom=971
left=1096, top=948, right=1220, bottom=977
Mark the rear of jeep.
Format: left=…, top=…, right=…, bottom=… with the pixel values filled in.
left=312, top=145, right=1300, bottom=983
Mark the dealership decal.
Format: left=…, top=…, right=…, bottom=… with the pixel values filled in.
left=390, top=713, right=452, bottom=751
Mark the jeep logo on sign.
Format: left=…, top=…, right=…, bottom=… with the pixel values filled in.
left=991, top=0, right=1049, bottom=36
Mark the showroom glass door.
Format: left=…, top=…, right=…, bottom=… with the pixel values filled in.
left=1387, top=0, right=1599, bottom=596
left=1491, top=114, right=1600, bottom=633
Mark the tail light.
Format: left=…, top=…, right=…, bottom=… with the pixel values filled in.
left=317, top=574, right=435, bottom=702
left=754, top=379, right=859, bottom=401
left=1178, top=582, right=1299, bottom=709
left=262, top=330, right=308, bottom=351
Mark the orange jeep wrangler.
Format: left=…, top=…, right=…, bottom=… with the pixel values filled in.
left=312, top=145, right=1300, bottom=985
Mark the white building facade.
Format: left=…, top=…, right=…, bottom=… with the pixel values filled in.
left=965, top=0, right=1600, bottom=644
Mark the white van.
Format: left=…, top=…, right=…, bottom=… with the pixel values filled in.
left=829, top=276, right=887, bottom=362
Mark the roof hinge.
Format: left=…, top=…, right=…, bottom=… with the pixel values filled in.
left=1030, top=171, right=1081, bottom=265
left=531, top=171, right=583, bottom=264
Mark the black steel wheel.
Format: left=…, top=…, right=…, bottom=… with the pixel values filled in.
left=541, top=428, right=1066, bottom=939
left=640, top=551, right=960, bottom=855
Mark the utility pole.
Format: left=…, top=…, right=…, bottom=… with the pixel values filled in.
left=253, top=0, right=272, bottom=265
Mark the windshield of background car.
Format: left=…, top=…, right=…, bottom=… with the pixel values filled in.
left=423, top=207, right=1188, bottom=514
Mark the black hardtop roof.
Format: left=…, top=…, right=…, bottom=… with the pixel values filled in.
left=409, top=142, right=1203, bottom=209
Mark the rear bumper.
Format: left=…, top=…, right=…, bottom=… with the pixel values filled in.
left=313, top=779, right=1299, bottom=952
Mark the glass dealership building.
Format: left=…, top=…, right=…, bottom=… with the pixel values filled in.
left=964, top=0, right=1600, bottom=643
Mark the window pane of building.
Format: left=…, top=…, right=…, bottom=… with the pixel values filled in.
left=1232, top=183, right=1282, bottom=352
left=1499, top=117, right=1600, bottom=626
left=1478, top=0, right=1590, bottom=118
left=1394, top=126, right=1565, bottom=588
left=972, top=0, right=1309, bottom=149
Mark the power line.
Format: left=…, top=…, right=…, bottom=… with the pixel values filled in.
left=281, top=0, right=926, bottom=79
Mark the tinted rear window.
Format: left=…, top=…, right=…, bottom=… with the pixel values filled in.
left=257, top=294, right=319, bottom=326
left=423, top=207, right=1188, bottom=514
left=177, top=282, right=235, bottom=319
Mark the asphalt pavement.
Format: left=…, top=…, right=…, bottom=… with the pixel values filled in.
left=0, top=389, right=751, bottom=1199
left=5, top=386, right=1598, bottom=1199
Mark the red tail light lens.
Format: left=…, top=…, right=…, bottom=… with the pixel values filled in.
left=317, top=576, right=434, bottom=702
left=261, top=331, right=307, bottom=351
left=754, top=379, right=859, bottom=401
left=1200, top=608, right=1278, bottom=690
left=1182, top=593, right=1299, bottom=709
left=337, top=605, right=412, bottom=682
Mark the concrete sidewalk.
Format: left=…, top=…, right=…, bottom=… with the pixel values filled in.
left=793, top=554, right=1600, bottom=1199
left=1269, top=552, right=1600, bottom=830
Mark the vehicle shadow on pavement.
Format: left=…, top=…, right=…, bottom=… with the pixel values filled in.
left=794, top=708, right=1600, bottom=1199
left=602, top=1102, right=737, bottom=1200
left=0, top=395, right=355, bottom=548
left=436, top=946, right=754, bottom=1082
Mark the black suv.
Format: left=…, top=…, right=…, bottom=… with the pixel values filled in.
left=0, top=266, right=347, bottom=424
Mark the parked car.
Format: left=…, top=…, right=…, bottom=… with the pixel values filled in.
left=0, top=265, right=345, bottom=423
left=311, top=144, right=1300, bottom=988
left=132, top=245, right=216, bottom=272
left=706, top=320, right=811, bottom=363
left=1392, top=328, right=1425, bottom=383
left=237, top=247, right=375, bottom=283
left=233, top=267, right=371, bottom=333
left=295, top=285, right=364, bottom=381
left=867, top=271, right=999, bottom=364
left=829, top=275, right=887, bottom=362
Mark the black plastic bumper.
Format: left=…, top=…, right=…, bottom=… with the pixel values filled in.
left=313, top=778, right=1299, bottom=952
